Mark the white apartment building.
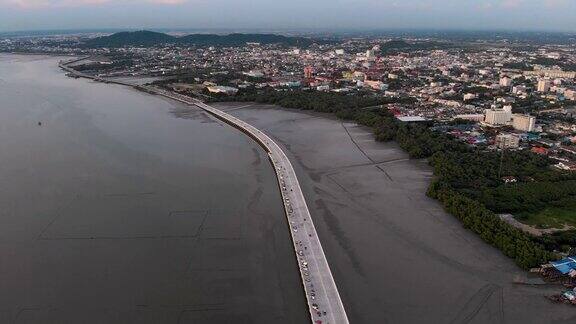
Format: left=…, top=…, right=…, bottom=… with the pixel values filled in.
left=512, top=114, right=536, bottom=132
left=525, top=69, right=576, bottom=79
left=537, top=80, right=551, bottom=92
left=485, top=105, right=512, bottom=126
left=496, top=134, right=520, bottom=149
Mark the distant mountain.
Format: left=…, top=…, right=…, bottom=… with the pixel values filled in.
left=86, top=31, right=176, bottom=47
left=381, top=39, right=454, bottom=54
left=179, top=33, right=312, bottom=46
left=381, top=39, right=412, bottom=49
left=85, top=30, right=315, bottom=48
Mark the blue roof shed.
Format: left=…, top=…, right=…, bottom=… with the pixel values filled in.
left=551, top=257, right=576, bottom=275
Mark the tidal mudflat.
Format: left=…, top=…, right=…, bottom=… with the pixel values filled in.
left=215, top=102, right=576, bottom=324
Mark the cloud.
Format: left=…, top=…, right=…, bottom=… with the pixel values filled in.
left=1, top=0, right=187, bottom=9
left=543, top=0, right=568, bottom=7
left=3, top=0, right=106, bottom=8
left=501, top=0, right=524, bottom=8
left=150, top=0, right=186, bottom=4
left=0, top=0, right=574, bottom=31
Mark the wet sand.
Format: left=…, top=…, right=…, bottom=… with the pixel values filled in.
left=214, top=102, right=576, bottom=324
left=0, top=55, right=308, bottom=324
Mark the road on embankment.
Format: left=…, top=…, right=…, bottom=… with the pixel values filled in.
left=59, top=60, right=349, bottom=324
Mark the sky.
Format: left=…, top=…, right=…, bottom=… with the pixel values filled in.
left=0, top=0, right=575, bottom=33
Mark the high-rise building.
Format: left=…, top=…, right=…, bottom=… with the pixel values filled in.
left=500, top=76, right=512, bottom=87
left=485, top=105, right=512, bottom=126
left=304, top=66, right=314, bottom=79
left=537, top=80, right=551, bottom=92
left=512, top=114, right=536, bottom=132
left=366, top=49, right=375, bottom=58
left=496, top=134, right=520, bottom=149
left=524, top=69, right=576, bottom=79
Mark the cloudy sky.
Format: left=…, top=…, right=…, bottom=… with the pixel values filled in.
left=0, top=0, right=574, bottom=32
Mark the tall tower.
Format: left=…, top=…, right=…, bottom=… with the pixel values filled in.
left=537, top=80, right=551, bottom=92
left=304, top=66, right=314, bottom=79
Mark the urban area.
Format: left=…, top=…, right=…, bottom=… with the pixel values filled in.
left=3, top=30, right=576, bottom=305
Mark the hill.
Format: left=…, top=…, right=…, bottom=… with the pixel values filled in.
left=86, top=31, right=176, bottom=47
left=381, top=39, right=412, bottom=49
left=85, top=31, right=315, bottom=48
left=178, top=33, right=312, bottom=46
left=381, top=39, right=454, bottom=54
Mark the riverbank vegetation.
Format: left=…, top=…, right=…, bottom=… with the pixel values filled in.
left=217, top=88, right=575, bottom=269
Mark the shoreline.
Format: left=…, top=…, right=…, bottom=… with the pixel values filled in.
left=58, top=59, right=349, bottom=324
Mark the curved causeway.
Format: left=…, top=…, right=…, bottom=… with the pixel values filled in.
left=60, top=60, right=349, bottom=324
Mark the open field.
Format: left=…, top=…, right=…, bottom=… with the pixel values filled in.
left=517, top=203, right=576, bottom=229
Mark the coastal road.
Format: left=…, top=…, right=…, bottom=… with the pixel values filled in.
left=59, top=60, right=349, bottom=324
left=152, top=90, right=350, bottom=324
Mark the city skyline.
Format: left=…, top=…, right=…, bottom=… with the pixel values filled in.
left=1, top=0, right=575, bottom=32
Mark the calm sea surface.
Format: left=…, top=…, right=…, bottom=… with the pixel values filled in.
left=0, top=54, right=307, bottom=323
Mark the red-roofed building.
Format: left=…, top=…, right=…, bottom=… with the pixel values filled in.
left=531, top=147, right=549, bottom=155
